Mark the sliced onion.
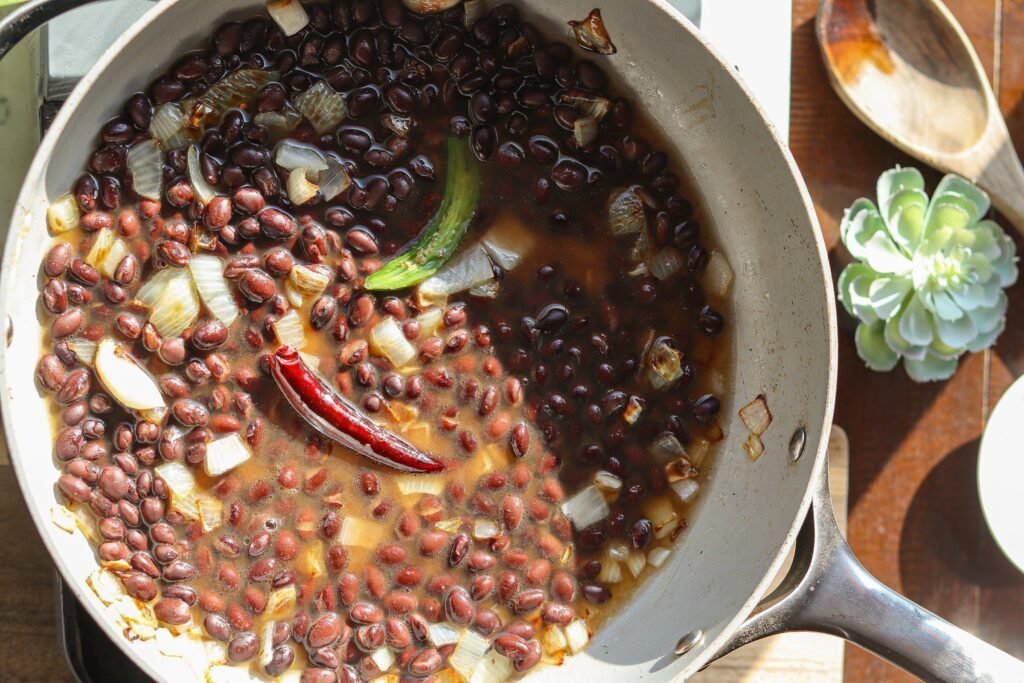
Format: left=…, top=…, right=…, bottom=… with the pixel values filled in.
left=463, top=0, right=485, bottom=27
left=273, top=309, right=307, bottom=349
left=569, top=8, right=617, bottom=55
left=648, top=246, right=684, bottom=280
left=289, top=264, right=331, bottom=297
left=740, top=394, right=772, bottom=435
left=189, top=254, right=239, bottom=327
left=258, top=621, right=276, bottom=671
left=671, top=478, right=700, bottom=503
left=267, top=0, right=310, bottom=35
left=471, top=650, right=515, bottom=683
left=205, top=433, right=253, bottom=477
left=561, top=485, right=609, bottom=530
left=126, top=139, right=164, bottom=200
left=371, top=317, right=417, bottom=368
left=148, top=267, right=201, bottom=338
left=47, top=194, right=81, bottom=234
left=419, top=244, right=496, bottom=302
left=274, top=139, right=328, bottom=172
left=416, top=308, right=443, bottom=337
left=154, top=461, right=196, bottom=500
left=294, top=80, right=348, bottom=135
left=573, top=116, right=599, bottom=147
left=560, top=89, right=612, bottom=120
left=135, top=266, right=181, bottom=308
left=565, top=619, right=591, bottom=654
left=608, top=186, right=647, bottom=235
left=395, top=475, right=445, bottom=497
left=402, top=0, right=463, bottom=14
left=450, top=629, right=490, bottom=681
left=468, top=280, right=500, bottom=298
left=481, top=215, right=535, bottom=271
left=187, top=145, right=217, bottom=206
left=254, top=106, right=303, bottom=142
left=744, top=433, right=765, bottom=461
left=704, top=249, right=734, bottom=298
left=99, top=238, right=129, bottom=280
left=67, top=339, right=97, bottom=366
left=287, top=167, right=321, bottom=206
left=283, top=280, right=305, bottom=308
left=84, top=228, right=116, bottom=271
left=337, top=516, right=385, bottom=547
left=95, top=338, right=165, bottom=411
left=319, top=156, right=353, bottom=202
left=382, top=113, right=414, bottom=138
left=190, top=69, right=278, bottom=127
left=198, top=497, right=223, bottom=533
left=428, top=622, right=462, bottom=647
left=150, top=103, right=190, bottom=150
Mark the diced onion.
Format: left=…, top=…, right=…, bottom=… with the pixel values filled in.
left=47, top=194, right=81, bottom=234
left=608, top=186, right=646, bottom=235
left=175, top=494, right=201, bottom=521
left=287, top=168, right=320, bottom=206
left=428, top=622, right=462, bottom=647
left=371, top=317, right=417, bottom=368
left=593, top=470, right=622, bottom=493
left=273, top=310, right=307, bottom=349
left=135, top=267, right=180, bottom=308
left=648, top=547, right=671, bottom=568
left=569, top=7, right=617, bottom=55
left=472, top=519, right=499, bottom=540
left=148, top=268, right=201, bottom=338
left=294, top=80, right=347, bottom=135
left=126, top=139, right=164, bottom=200
left=416, top=308, right=443, bottom=337
left=267, top=0, right=309, bottom=35
left=419, top=244, right=495, bottom=302
left=254, top=107, right=303, bottom=142
left=648, top=246, right=685, bottom=280
left=687, top=438, right=711, bottom=467
left=155, top=462, right=196, bottom=500
left=99, top=238, right=129, bottom=280
left=187, top=145, right=217, bottom=206
left=189, top=255, right=239, bottom=327
left=190, top=69, right=278, bottom=126
left=87, top=568, right=125, bottom=605
left=744, top=433, right=765, bottom=461
left=289, top=264, right=331, bottom=297
left=338, top=516, right=385, bottom=547
left=51, top=505, right=77, bottom=534
left=369, top=646, right=395, bottom=673
left=597, top=559, right=621, bottom=583
left=274, top=139, right=328, bottom=172
left=84, top=228, right=116, bottom=271
left=671, top=478, right=700, bottom=503
left=740, top=394, right=772, bottom=435
left=463, top=0, right=485, bottom=27
left=150, top=103, right=190, bottom=150
left=259, top=621, right=276, bottom=670
left=560, top=485, right=609, bottom=530
left=623, top=395, right=644, bottom=424
left=564, top=619, right=591, bottom=654
left=647, top=338, right=683, bottom=390
left=626, top=552, right=647, bottom=578
left=318, top=156, right=352, bottom=201
left=644, top=495, right=678, bottom=533
left=703, top=249, right=734, bottom=298
left=95, top=338, right=165, bottom=411
left=395, top=474, right=445, bottom=497
left=283, top=280, right=305, bottom=308
left=468, top=280, right=500, bottom=298
left=198, top=497, right=223, bottom=533
left=205, top=433, right=253, bottom=478
left=665, top=457, right=698, bottom=484
left=470, top=651, right=515, bottom=683
left=450, top=629, right=490, bottom=681
left=560, top=90, right=612, bottom=120
left=650, top=432, right=685, bottom=460
left=573, top=116, right=599, bottom=147
left=266, top=585, right=297, bottom=616
left=67, top=339, right=97, bottom=366
left=402, top=0, right=463, bottom=14
left=480, top=215, right=534, bottom=271
left=382, top=113, right=414, bottom=138
left=607, top=542, right=629, bottom=562
left=296, top=540, right=326, bottom=578
left=541, top=625, right=568, bottom=655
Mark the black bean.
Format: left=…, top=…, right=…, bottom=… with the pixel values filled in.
left=551, top=157, right=587, bottom=191
left=692, top=394, right=721, bottom=423
left=697, top=305, right=725, bottom=336
left=471, top=125, right=496, bottom=160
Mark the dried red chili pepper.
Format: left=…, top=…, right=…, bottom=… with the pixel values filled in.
left=268, top=346, right=445, bottom=473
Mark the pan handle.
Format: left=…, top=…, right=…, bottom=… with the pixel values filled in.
left=707, top=460, right=1024, bottom=682
left=0, top=0, right=105, bottom=64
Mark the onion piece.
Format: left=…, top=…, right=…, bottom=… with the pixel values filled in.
left=395, top=475, right=445, bottom=497
left=648, top=546, right=671, bottom=568
left=371, top=317, right=417, bottom=368
left=468, top=280, right=500, bottom=298
left=369, top=646, right=395, bottom=673
left=419, top=243, right=495, bottom=302
left=99, top=239, right=129, bottom=280
left=480, top=215, right=535, bottom=271
left=597, top=558, right=622, bottom=583
left=267, top=0, right=310, bottom=35
left=189, top=254, right=239, bottom=327
left=273, top=310, right=307, bottom=349
left=561, top=485, right=609, bottom=530
left=744, top=433, right=765, bottom=461
left=198, top=497, right=223, bottom=533
left=296, top=541, right=326, bottom=578
left=648, top=246, right=685, bottom=280
left=651, top=432, right=686, bottom=460
left=135, top=267, right=180, bottom=308
left=84, top=228, right=116, bottom=271
left=647, top=337, right=684, bottom=389
left=95, top=338, right=165, bottom=411
left=541, top=625, right=568, bottom=656
left=560, top=89, right=612, bottom=121
left=450, top=629, right=490, bottom=681
left=283, top=280, right=305, bottom=308
left=254, top=106, right=303, bottom=142
left=626, top=552, right=647, bottom=578
left=287, top=167, right=320, bottom=206
left=593, top=470, right=622, bottom=493
left=703, top=249, right=734, bottom=298
left=266, top=585, right=297, bottom=616
left=402, top=0, right=463, bottom=14
left=428, top=622, right=462, bottom=647
left=318, top=156, right=352, bottom=201
left=187, top=145, right=217, bottom=206
left=739, top=394, right=772, bottom=435
left=155, top=462, right=196, bottom=500
left=294, top=80, right=347, bottom=135
left=190, top=69, right=278, bottom=127
left=126, top=139, right=164, bottom=200
left=289, top=264, right=331, bottom=297
left=608, top=186, right=647, bottom=236
left=148, top=268, right=201, bottom=338
left=671, top=478, right=700, bottom=503
left=274, top=139, right=329, bottom=172
left=258, top=621, right=276, bottom=671
left=47, top=194, right=80, bottom=234
left=565, top=619, right=591, bottom=654
left=150, top=103, right=190, bottom=150
left=338, top=516, right=385, bottom=548
left=205, top=433, right=253, bottom=477
left=67, top=339, right=97, bottom=366
left=416, top=308, right=443, bottom=337
left=382, top=113, right=414, bottom=138
left=462, top=0, right=485, bottom=27
left=573, top=116, right=599, bottom=147
left=472, top=519, right=500, bottom=540
left=569, top=8, right=617, bottom=55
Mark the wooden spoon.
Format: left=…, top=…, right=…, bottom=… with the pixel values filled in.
left=816, top=0, right=1024, bottom=232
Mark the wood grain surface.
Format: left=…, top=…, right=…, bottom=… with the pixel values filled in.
left=792, top=0, right=1024, bottom=681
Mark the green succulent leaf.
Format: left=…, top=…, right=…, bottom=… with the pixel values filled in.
left=967, top=291, right=1008, bottom=335
left=897, top=291, right=933, bottom=346
left=836, top=263, right=875, bottom=318
left=884, top=314, right=928, bottom=361
left=928, top=289, right=963, bottom=321
left=932, top=311, right=976, bottom=349
left=904, top=352, right=959, bottom=383
left=966, top=317, right=1006, bottom=353
left=928, top=175, right=991, bottom=228
left=855, top=322, right=899, bottom=372
left=868, top=276, right=911, bottom=320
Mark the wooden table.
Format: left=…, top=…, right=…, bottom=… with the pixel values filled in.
left=791, top=0, right=1024, bottom=681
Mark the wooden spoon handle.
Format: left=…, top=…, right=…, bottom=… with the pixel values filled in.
left=975, top=136, right=1024, bottom=237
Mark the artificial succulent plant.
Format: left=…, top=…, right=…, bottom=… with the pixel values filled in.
left=837, top=167, right=1018, bottom=382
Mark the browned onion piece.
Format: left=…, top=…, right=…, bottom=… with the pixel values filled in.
left=402, top=0, right=463, bottom=14
left=569, top=8, right=617, bottom=56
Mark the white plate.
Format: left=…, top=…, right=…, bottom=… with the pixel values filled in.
left=978, top=375, right=1024, bottom=573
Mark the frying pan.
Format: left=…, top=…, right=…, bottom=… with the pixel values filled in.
left=0, top=1, right=1021, bottom=681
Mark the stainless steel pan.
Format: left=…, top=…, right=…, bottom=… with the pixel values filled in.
left=1, top=1, right=1021, bottom=681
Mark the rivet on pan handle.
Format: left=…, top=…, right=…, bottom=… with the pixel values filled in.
left=702, top=456, right=1024, bottom=683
